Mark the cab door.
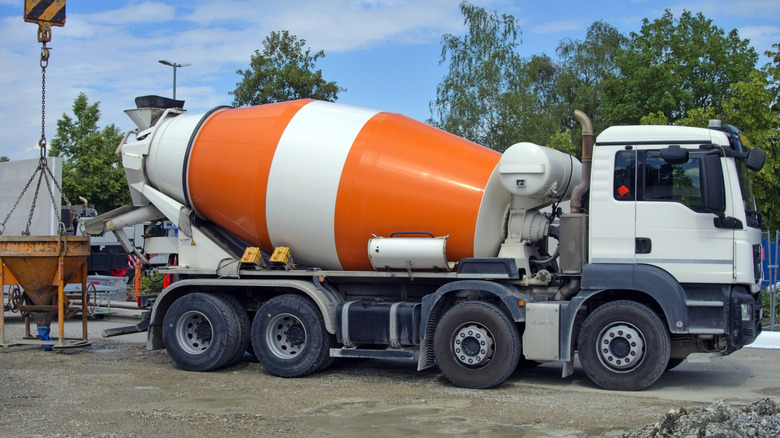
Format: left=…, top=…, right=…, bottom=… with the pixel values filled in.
left=634, top=149, right=734, bottom=284
left=588, top=147, right=637, bottom=265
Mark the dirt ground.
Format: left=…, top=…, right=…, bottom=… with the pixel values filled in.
left=1, top=310, right=779, bottom=438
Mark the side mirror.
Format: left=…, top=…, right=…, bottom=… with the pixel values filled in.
left=746, top=148, right=765, bottom=171
left=660, top=145, right=689, bottom=164
left=700, top=153, right=725, bottom=214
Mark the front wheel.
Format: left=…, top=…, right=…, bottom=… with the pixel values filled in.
left=433, top=301, right=521, bottom=389
left=162, top=292, right=244, bottom=371
left=577, top=301, right=670, bottom=391
left=251, top=294, right=333, bottom=377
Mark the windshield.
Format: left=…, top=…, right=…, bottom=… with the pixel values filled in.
left=736, top=160, right=761, bottom=228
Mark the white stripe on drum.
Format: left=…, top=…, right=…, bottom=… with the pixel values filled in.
left=265, top=101, right=380, bottom=269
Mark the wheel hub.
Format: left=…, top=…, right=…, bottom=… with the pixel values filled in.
left=286, top=323, right=306, bottom=346
left=597, top=323, right=644, bottom=370
left=453, top=324, right=494, bottom=367
left=266, top=313, right=307, bottom=359
left=176, top=311, right=213, bottom=355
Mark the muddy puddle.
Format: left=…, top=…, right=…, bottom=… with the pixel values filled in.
left=293, top=397, right=617, bottom=437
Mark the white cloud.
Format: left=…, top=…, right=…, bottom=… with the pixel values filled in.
left=0, top=0, right=477, bottom=160
left=0, top=0, right=775, bottom=161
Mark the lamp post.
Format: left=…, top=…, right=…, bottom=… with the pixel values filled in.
left=158, top=59, right=191, bottom=100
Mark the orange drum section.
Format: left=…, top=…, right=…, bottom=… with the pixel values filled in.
left=185, top=100, right=504, bottom=271
left=187, top=100, right=311, bottom=250
left=334, top=112, right=502, bottom=270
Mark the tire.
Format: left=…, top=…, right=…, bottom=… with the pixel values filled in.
left=433, top=301, right=521, bottom=389
left=162, top=292, right=243, bottom=372
left=577, top=301, right=670, bottom=391
left=251, top=294, right=333, bottom=378
left=220, top=294, right=251, bottom=367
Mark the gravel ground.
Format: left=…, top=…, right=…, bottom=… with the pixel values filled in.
left=623, top=399, right=780, bottom=437
left=1, top=314, right=779, bottom=438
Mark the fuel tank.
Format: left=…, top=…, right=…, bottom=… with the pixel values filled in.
left=141, top=100, right=549, bottom=270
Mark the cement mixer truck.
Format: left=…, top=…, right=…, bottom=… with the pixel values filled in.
left=85, top=96, right=766, bottom=391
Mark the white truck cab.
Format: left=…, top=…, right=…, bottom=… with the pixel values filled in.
left=590, top=123, right=763, bottom=288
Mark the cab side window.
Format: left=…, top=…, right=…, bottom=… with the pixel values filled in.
left=614, top=150, right=636, bottom=201
left=642, top=151, right=705, bottom=210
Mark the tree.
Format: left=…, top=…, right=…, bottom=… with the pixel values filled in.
left=722, top=70, right=780, bottom=229
left=765, top=43, right=780, bottom=114
left=639, top=69, right=780, bottom=230
left=555, top=21, right=627, bottom=135
left=231, top=30, right=343, bottom=107
left=602, top=9, right=758, bottom=125
left=429, top=1, right=525, bottom=151
left=0, top=156, right=9, bottom=162
left=49, top=93, right=129, bottom=214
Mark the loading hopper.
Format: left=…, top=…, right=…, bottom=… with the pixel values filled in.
left=0, top=235, right=91, bottom=348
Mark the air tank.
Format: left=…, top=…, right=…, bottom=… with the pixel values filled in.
left=139, top=99, right=578, bottom=271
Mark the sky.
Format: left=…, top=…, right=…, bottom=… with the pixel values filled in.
left=0, top=0, right=778, bottom=161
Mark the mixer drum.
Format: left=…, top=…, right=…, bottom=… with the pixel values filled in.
left=145, top=100, right=510, bottom=270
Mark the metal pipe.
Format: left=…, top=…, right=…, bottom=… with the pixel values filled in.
left=570, top=110, right=593, bottom=214
left=553, top=278, right=580, bottom=301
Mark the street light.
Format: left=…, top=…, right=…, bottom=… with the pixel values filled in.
left=158, top=59, right=191, bottom=100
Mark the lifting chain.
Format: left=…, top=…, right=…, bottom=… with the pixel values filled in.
left=40, top=39, right=49, bottom=155
left=0, top=17, right=71, bottom=237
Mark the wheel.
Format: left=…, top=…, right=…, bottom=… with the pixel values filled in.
left=220, top=294, right=251, bottom=367
left=433, top=301, right=521, bottom=389
left=251, top=294, right=333, bottom=378
left=162, top=292, right=244, bottom=372
left=577, top=301, right=670, bottom=391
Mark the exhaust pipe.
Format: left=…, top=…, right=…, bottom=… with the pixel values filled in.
left=554, top=110, right=592, bottom=301
left=570, top=110, right=593, bottom=214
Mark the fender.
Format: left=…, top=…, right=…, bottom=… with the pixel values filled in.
left=558, top=263, right=691, bottom=361
left=417, top=280, right=531, bottom=371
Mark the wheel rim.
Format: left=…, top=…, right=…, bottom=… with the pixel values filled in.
left=266, top=313, right=307, bottom=360
left=452, top=323, right=494, bottom=367
left=595, top=322, right=645, bottom=371
left=176, top=310, right=213, bottom=355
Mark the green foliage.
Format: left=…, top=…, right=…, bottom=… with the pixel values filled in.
left=602, top=9, right=758, bottom=126
left=555, top=21, right=627, bottom=135
left=0, top=156, right=9, bottom=162
left=49, top=93, right=129, bottom=214
left=722, top=71, right=780, bottom=229
left=430, top=5, right=778, bottom=230
left=231, top=30, right=344, bottom=106
left=639, top=111, right=668, bottom=125
left=764, top=43, right=780, bottom=114
left=429, top=7, right=628, bottom=152
left=762, top=286, right=779, bottom=325
left=141, top=270, right=165, bottom=295
left=428, top=1, right=525, bottom=151
left=546, top=129, right=577, bottom=156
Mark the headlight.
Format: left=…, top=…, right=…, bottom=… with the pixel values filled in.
left=741, top=303, right=753, bottom=321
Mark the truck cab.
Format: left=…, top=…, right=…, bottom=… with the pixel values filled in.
left=590, top=123, right=762, bottom=288
left=561, top=122, right=765, bottom=389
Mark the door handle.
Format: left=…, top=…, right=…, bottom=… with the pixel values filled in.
left=636, top=237, right=652, bottom=254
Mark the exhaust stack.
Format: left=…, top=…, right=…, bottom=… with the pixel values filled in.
left=554, top=110, right=593, bottom=301
left=570, top=110, right=593, bottom=214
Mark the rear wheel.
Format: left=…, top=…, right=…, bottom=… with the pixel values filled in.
left=220, top=294, right=251, bottom=366
left=251, top=294, right=333, bottom=377
left=162, top=292, right=243, bottom=371
left=577, top=301, right=670, bottom=391
left=433, top=301, right=521, bottom=389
